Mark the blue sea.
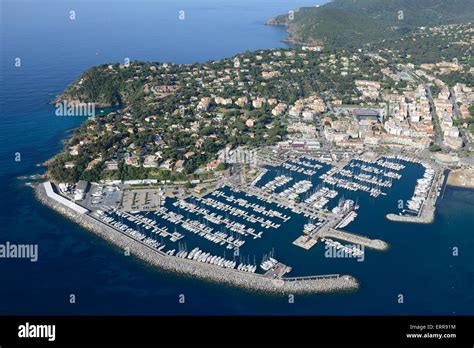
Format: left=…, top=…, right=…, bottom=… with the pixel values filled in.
left=0, top=0, right=473, bottom=315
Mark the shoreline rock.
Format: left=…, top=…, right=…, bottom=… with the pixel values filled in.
left=265, top=16, right=318, bottom=47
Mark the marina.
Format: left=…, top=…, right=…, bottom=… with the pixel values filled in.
left=34, top=182, right=359, bottom=294
left=33, top=151, right=444, bottom=292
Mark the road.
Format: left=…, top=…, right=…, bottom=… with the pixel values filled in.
left=406, top=69, right=446, bottom=150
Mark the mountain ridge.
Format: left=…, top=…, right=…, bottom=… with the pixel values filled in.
left=267, top=0, right=474, bottom=48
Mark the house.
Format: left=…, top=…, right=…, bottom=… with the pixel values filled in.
left=143, top=155, right=158, bottom=168
left=252, top=97, right=265, bottom=109
left=175, top=160, right=185, bottom=173
left=69, top=145, right=80, bottom=156
left=184, top=151, right=195, bottom=159
left=125, top=156, right=140, bottom=167
left=195, top=138, right=205, bottom=148
left=206, top=160, right=221, bottom=171
left=235, top=97, right=248, bottom=108
left=197, top=97, right=211, bottom=111
left=160, top=159, right=173, bottom=170
left=194, top=185, right=206, bottom=194
left=105, top=160, right=119, bottom=170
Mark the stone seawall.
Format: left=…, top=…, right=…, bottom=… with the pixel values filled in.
left=34, top=183, right=359, bottom=295
left=323, top=229, right=389, bottom=251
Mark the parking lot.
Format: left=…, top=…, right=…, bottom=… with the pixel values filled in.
left=120, top=188, right=163, bottom=211
left=81, top=184, right=121, bottom=211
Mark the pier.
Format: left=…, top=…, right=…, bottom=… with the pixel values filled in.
left=118, top=210, right=182, bottom=241
left=175, top=199, right=262, bottom=239
left=244, top=185, right=326, bottom=220
left=293, top=227, right=388, bottom=251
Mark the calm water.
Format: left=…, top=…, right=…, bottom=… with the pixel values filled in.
left=0, top=0, right=473, bottom=315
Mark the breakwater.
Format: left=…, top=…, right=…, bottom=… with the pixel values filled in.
left=386, top=171, right=445, bottom=225
left=320, top=229, right=389, bottom=251
left=34, top=182, right=359, bottom=295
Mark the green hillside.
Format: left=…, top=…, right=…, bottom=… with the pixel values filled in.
left=268, top=0, right=474, bottom=48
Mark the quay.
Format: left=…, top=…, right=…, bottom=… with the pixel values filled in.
left=34, top=181, right=359, bottom=295
left=293, top=235, right=318, bottom=250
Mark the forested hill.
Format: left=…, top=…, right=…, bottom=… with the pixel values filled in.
left=267, top=0, right=474, bottom=48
